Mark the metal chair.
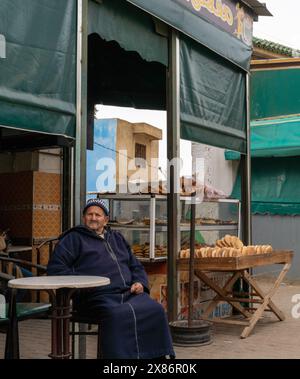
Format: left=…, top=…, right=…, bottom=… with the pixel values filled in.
left=70, top=311, right=102, bottom=359
left=0, top=256, right=50, bottom=359
left=36, top=237, right=59, bottom=266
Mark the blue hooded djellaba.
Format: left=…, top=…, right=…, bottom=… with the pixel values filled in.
left=47, top=225, right=175, bottom=359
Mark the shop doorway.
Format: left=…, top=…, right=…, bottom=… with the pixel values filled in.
left=0, top=127, right=73, bottom=266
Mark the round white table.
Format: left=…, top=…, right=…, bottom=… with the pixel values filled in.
left=8, top=276, right=110, bottom=359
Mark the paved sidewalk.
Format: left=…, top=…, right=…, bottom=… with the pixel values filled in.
left=1, top=278, right=300, bottom=359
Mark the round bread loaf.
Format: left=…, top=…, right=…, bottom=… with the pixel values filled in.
left=241, top=246, right=248, bottom=255
left=233, top=237, right=244, bottom=249
left=211, top=248, right=219, bottom=258
left=217, top=249, right=225, bottom=257
left=224, top=235, right=232, bottom=247
left=260, top=245, right=267, bottom=253
left=226, top=248, right=232, bottom=257
left=230, top=248, right=240, bottom=257
left=221, top=248, right=229, bottom=258
left=181, top=249, right=190, bottom=258
left=265, top=245, right=273, bottom=253
left=256, top=245, right=263, bottom=254
left=195, top=249, right=200, bottom=258
left=216, top=239, right=222, bottom=248
left=246, top=245, right=256, bottom=255
left=216, top=239, right=226, bottom=248
left=206, top=249, right=213, bottom=258
left=235, top=248, right=243, bottom=257
left=199, top=247, right=207, bottom=257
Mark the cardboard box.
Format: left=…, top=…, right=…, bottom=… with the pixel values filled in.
left=147, top=270, right=232, bottom=320
left=178, top=301, right=232, bottom=321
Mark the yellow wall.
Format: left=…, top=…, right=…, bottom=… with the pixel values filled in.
left=115, top=119, right=162, bottom=191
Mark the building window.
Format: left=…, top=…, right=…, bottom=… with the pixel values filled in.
left=135, top=143, right=146, bottom=168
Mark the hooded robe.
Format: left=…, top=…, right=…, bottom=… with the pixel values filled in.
left=47, top=225, right=175, bottom=359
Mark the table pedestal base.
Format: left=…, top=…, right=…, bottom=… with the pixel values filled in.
left=47, top=288, right=76, bottom=359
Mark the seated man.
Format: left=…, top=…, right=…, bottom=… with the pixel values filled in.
left=47, top=199, right=175, bottom=359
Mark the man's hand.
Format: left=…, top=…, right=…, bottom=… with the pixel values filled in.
left=130, top=282, right=144, bottom=294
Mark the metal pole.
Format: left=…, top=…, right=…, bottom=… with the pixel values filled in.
left=188, top=193, right=196, bottom=327
left=62, top=147, right=72, bottom=231
left=246, top=73, right=252, bottom=245
left=149, top=194, right=156, bottom=260
left=75, top=0, right=88, bottom=225
left=241, top=73, right=252, bottom=246
left=167, top=29, right=180, bottom=322
left=75, top=0, right=88, bottom=359
left=70, top=146, right=75, bottom=227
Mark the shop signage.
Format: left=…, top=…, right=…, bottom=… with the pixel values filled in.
left=175, top=0, right=254, bottom=46
left=0, top=33, right=6, bottom=58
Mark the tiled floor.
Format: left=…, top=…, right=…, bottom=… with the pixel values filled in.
left=1, top=278, right=300, bottom=359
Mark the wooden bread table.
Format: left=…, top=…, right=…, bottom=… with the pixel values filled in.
left=178, top=250, right=293, bottom=338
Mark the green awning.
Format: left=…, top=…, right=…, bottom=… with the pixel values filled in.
left=181, top=35, right=246, bottom=152
left=127, top=0, right=252, bottom=71
left=89, top=1, right=248, bottom=152
left=0, top=0, right=251, bottom=152
left=225, top=116, right=300, bottom=160
left=0, top=0, right=76, bottom=138
left=251, top=68, right=300, bottom=120
left=88, top=0, right=168, bottom=66
left=231, top=157, right=300, bottom=216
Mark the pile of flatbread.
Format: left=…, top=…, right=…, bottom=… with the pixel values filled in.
left=180, top=235, right=273, bottom=258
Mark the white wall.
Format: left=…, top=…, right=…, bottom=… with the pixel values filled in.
left=191, top=143, right=240, bottom=245
left=38, top=149, right=61, bottom=174
left=192, top=143, right=239, bottom=197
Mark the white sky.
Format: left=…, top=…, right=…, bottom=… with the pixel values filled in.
left=96, top=0, right=298, bottom=177
left=253, top=0, right=300, bottom=50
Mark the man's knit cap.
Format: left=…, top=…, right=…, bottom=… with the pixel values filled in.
left=83, top=199, right=109, bottom=216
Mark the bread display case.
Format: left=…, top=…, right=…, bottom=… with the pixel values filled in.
left=96, top=194, right=240, bottom=262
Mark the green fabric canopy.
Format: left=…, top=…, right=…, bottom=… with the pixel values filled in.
left=127, top=0, right=252, bottom=71
left=228, top=66, right=300, bottom=216
left=231, top=157, right=300, bottom=216
left=89, top=1, right=248, bottom=153
left=180, top=35, right=246, bottom=152
left=0, top=0, right=249, bottom=152
left=225, top=116, right=300, bottom=159
left=251, top=68, right=300, bottom=120
left=0, top=0, right=76, bottom=138
left=88, top=0, right=168, bottom=66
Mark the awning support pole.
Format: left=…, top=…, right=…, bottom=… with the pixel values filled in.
left=75, top=0, right=88, bottom=359
left=74, top=0, right=88, bottom=225
left=241, top=73, right=252, bottom=245
left=167, top=29, right=180, bottom=322
left=62, top=147, right=72, bottom=231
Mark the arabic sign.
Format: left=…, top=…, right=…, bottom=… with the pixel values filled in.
left=0, top=33, right=6, bottom=58
left=174, top=0, right=254, bottom=46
